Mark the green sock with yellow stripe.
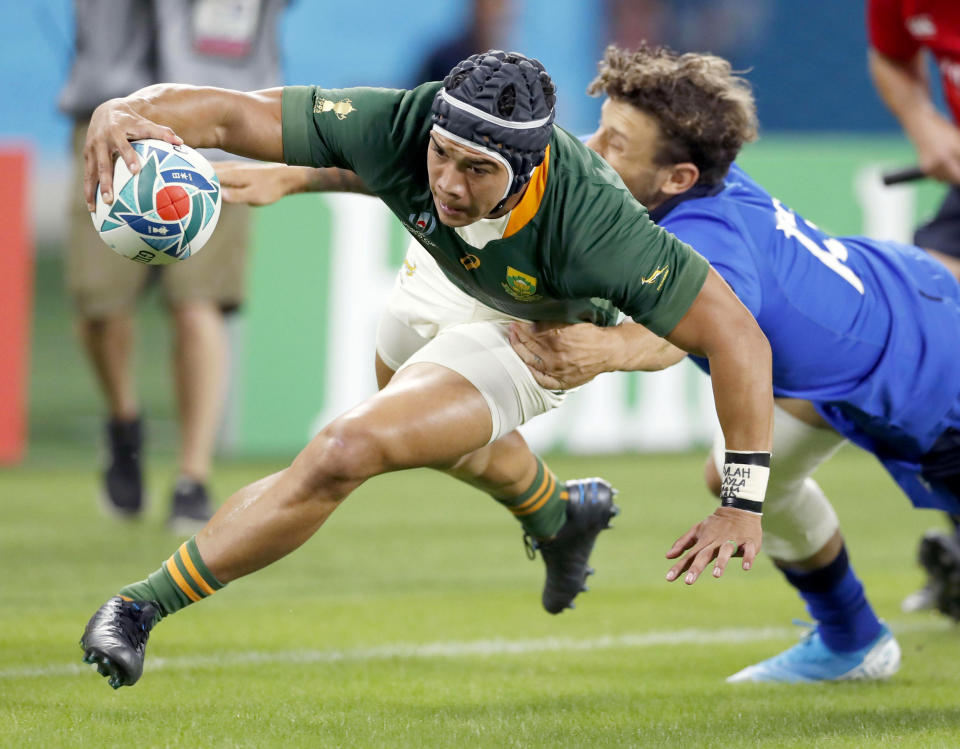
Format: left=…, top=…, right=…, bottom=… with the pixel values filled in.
left=496, top=457, right=567, bottom=539
left=118, top=536, right=224, bottom=622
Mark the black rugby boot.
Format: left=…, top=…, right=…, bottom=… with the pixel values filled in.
left=80, top=596, right=158, bottom=689
left=526, top=477, right=619, bottom=614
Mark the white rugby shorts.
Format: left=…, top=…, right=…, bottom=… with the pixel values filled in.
left=376, top=240, right=569, bottom=443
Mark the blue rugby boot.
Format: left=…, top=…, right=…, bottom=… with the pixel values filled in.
left=526, top=478, right=619, bottom=614
left=80, top=596, right=158, bottom=689
left=726, top=622, right=901, bottom=683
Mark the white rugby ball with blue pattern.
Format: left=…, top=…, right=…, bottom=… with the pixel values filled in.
left=91, top=139, right=221, bottom=265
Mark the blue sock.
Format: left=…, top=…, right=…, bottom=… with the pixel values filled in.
left=780, top=546, right=882, bottom=653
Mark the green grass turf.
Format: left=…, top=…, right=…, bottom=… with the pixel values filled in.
left=2, top=449, right=960, bottom=747
left=8, top=256, right=960, bottom=745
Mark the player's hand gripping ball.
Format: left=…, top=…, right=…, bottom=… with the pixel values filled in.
left=91, top=139, right=221, bottom=265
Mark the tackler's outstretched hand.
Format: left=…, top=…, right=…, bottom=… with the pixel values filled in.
left=508, top=319, right=686, bottom=391
left=664, top=507, right=762, bottom=585
left=215, top=161, right=293, bottom=206
left=509, top=321, right=615, bottom=390
left=84, top=97, right=183, bottom=210
left=215, top=163, right=372, bottom=206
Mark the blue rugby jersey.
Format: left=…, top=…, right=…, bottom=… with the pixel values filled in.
left=652, top=164, right=960, bottom=512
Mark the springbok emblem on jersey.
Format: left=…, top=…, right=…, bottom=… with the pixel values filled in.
left=641, top=265, right=670, bottom=291
left=314, top=97, right=356, bottom=120
left=502, top=266, right=542, bottom=301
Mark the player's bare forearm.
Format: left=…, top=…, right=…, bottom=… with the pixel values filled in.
left=216, top=163, right=372, bottom=206
left=128, top=84, right=283, bottom=158
left=660, top=268, right=771, bottom=586
left=665, top=268, right=773, bottom=452
left=302, top=167, right=372, bottom=195
left=617, top=320, right=687, bottom=371
left=84, top=84, right=282, bottom=208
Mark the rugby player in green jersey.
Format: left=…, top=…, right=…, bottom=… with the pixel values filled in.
left=79, top=51, right=773, bottom=689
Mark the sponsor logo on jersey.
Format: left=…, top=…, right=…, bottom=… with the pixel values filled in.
left=460, top=253, right=481, bottom=270
left=403, top=259, right=417, bottom=276
left=906, top=14, right=936, bottom=38
left=404, top=211, right=440, bottom=248
left=313, top=97, right=356, bottom=120
left=641, top=266, right=670, bottom=290
left=502, top=266, right=542, bottom=301
left=408, top=211, right=437, bottom=236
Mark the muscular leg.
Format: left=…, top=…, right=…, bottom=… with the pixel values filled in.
left=82, top=302, right=614, bottom=689
left=261, top=255, right=605, bottom=613
left=375, top=353, right=540, bottom=512
left=374, top=347, right=614, bottom=616
left=83, top=361, right=499, bottom=687
left=118, top=356, right=592, bottom=614
left=171, top=301, right=227, bottom=482
left=196, top=362, right=493, bottom=583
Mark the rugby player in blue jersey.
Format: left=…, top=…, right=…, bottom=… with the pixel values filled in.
left=510, top=44, right=960, bottom=682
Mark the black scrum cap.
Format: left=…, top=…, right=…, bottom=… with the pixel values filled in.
left=431, top=50, right=556, bottom=210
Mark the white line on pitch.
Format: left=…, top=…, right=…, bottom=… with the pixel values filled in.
left=0, top=619, right=950, bottom=680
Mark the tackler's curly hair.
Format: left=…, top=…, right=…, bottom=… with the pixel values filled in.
left=588, top=44, right=758, bottom=185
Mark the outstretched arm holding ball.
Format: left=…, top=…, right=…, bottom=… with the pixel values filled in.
left=84, top=85, right=283, bottom=210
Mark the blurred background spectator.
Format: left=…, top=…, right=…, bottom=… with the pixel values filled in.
left=56, top=0, right=287, bottom=529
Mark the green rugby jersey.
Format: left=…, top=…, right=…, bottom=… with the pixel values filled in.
left=281, top=82, right=709, bottom=336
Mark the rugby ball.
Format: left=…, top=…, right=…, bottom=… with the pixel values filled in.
left=91, top=139, right=221, bottom=265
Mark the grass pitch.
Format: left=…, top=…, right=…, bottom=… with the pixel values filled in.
left=2, top=448, right=960, bottom=747
left=6, top=257, right=960, bottom=746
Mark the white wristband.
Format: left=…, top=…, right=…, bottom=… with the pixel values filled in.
left=719, top=451, right=771, bottom=514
